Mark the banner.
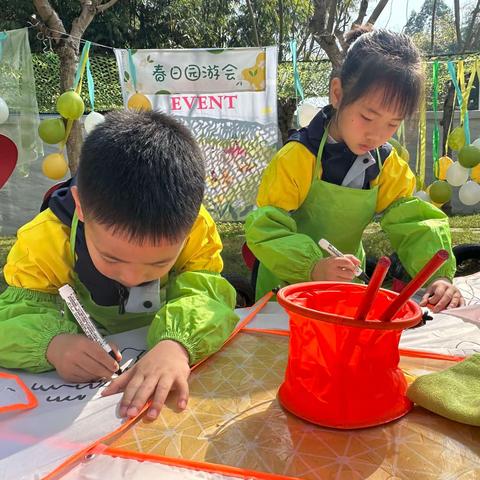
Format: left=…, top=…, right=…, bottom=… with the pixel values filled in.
left=114, top=47, right=278, bottom=221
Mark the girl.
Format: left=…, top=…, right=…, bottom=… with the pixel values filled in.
left=245, top=28, right=464, bottom=313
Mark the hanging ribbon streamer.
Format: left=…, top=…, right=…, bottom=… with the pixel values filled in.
left=86, top=58, right=95, bottom=112
left=432, top=61, right=440, bottom=178
left=461, top=61, right=477, bottom=144
left=127, top=49, right=138, bottom=92
left=0, top=31, right=7, bottom=62
left=290, top=39, right=304, bottom=103
left=60, top=41, right=91, bottom=150
left=415, top=87, right=427, bottom=190
left=447, top=60, right=476, bottom=145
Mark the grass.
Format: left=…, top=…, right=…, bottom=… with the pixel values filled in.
left=1, top=214, right=479, bottom=294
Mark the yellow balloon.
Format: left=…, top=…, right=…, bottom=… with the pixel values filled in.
left=436, top=155, right=454, bottom=180
left=471, top=163, right=480, bottom=183
left=127, top=93, right=152, bottom=112
left=42, top=153, right=68, bottom=180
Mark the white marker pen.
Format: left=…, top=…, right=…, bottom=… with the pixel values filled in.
left=318, top=238, right=370, bottom=283
left=59, top=284, right=122, bottom=375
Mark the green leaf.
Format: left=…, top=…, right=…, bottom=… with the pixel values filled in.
left=124, top=70, right=130, bottom=82
left=207, top=49, right=225, bottom=54
left=249, top=68, right=258, bottom=77
left=155, top=90, right=171, bottom=95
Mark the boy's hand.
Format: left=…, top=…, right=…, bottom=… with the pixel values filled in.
left=419, top=278, right=465, bottom=313
left=46, top=333, right=121, bottom=382
left=311, top=255, right=360, bottom=282
left=101, top=340, right=190, bottom=420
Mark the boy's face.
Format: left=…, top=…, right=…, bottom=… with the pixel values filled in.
left=329, top=78, right=403, bottom=155
left=72, top=187, right=185, bottom=287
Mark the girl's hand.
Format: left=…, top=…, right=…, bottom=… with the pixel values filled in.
left=46, top=333, right=121, bottom=382
left=102, top=340, right=190, bottom=420
left=311, top=255, right=361, bottom=282
left=419, top=278, right=465, bottom=313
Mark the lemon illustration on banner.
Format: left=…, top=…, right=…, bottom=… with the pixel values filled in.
left=428, top=180, right=452, bottom=205
left=241, top=52, right=266, bottom=91
left=127, top=92, right=152, bottom=111
left=42, top=152, right=68, bottom=180
left=57, top=90, right=85, bottom=120
left=447, top=126, right=466, bottom=151
left=38, top=118, right=66, bottom=145
left=458, top=145, right=480, bottom=168
left=436, top=156, right=453, bottom=180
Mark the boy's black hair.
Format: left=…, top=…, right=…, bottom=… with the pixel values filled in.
left=77, top=109, right=205, bottom=244
left=337, top=28, right=423, bottom=118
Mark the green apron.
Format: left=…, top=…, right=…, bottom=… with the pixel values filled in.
left=65, top=212, right=167, bottom=335
left=256, top=127, right=381, bottom=299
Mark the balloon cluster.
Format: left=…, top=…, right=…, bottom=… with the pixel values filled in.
left=38, top=90, right=105, bottom=180
left=414, top=126, right=480, bottom=207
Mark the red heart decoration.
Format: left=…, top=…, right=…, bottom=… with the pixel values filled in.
left=0, top=134, right=18, bottom=189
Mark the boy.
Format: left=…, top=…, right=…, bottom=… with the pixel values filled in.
left=0, top=110, right=239, bottom=420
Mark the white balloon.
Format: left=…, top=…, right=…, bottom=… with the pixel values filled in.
left=0, top=97, right=9, bottom=124
left=472, top=137, right=480, bottom=149
left=446, top=161, right=469, bottom=187
left=297, top=102, right=320, bottom=128
left=84, top=111, right=105, bottom=134
left=414, top=190, right=430, bottom=202
left=458, top=180, right=480, bottom=206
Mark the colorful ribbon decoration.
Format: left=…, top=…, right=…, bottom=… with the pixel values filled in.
left=0, top=31, right=7, bottom=63
left=415, top=84, right=427, bottom=191
left=128, top=49, right=138, bottom=92
left=60, top=41, right=91, bottom=149
left=432, top=61, right=440, bottom=178
left=290, top=39, right=304, bottom=102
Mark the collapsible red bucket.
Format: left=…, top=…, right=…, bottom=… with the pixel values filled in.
left=277, top=282, right=422, bottom=429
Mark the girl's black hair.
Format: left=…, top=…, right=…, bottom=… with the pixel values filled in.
left=336, top=27, right=423, bottom=118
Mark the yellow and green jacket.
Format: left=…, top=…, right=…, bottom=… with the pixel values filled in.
left=0, top=181, right=238, bottom=372
left=246, top=106, right=456, bottom=291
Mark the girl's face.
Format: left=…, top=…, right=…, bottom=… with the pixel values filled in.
left=329, top=78, right=404, bottom=155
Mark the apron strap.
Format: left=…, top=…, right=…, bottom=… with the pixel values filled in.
left=314, top=127, right=329, bottom=180
left=69, top=211, right=79, bottom=260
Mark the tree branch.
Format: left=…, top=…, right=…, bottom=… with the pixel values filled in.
left=453, top=0, right=462, bottom=48
left=97, top=0, right=120, bottom=13
left=431, top=0, right=437, bottom=53
left=326, top=0, right=337, bottom=34
left=367, top=0, right=389, bottom=25
left=246, top=0, right=260, bottom=47
left=463, top=0, right=480, bottom=51
left=32, top=0, right=66, bottom=42
left=352, top=0, right=369, bottom=26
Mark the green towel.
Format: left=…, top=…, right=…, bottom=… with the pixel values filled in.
left=407, top=354, right=480, bottom=426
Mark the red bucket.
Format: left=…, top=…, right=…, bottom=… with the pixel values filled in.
left=277, top=282, right=422, bottom=429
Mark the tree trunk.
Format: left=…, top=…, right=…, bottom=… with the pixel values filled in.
left=430, top=0, right=437, bottom=54
left=33, top=0, right=119, bottom=174
left=246, top=0, right=260, bottom=47
left=453, top=0, right=462, bottom=49
left=367, top=0, right=389, bottom=25
left=278, top=0, right=284, bottom=62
